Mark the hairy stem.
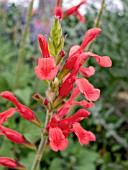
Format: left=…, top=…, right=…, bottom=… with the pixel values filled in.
left=13, top=0, right=34, bottom=89
left=31, top=110, right=52, bottom=170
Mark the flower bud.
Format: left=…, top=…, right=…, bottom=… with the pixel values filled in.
left=0, top=157, right=27, bottom=170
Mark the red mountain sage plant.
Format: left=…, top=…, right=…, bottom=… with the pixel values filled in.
left=0, top=17, right=112, bottom=170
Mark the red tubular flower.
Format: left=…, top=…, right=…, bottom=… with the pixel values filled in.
left=76, top=78, right=100, bottom=101
left=73, top=123, right=96, bottom=145
left=0, top=108, right=16, bottom=124
left=66, top=28, right=101, bottom=69
left=0, top=91, right=42, bottom=128
left=79, top=66, right=95, bottom=77
left=0, top=157, right=27, bottom=170
left=65, top=0, right=86, bottom=16
left=0, top=125, right=36, bottom=150
left=49, top=127, right=68, bottom=152
left=35, top=34, right=58, bottom=80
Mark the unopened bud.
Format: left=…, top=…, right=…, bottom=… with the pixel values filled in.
left=44, top=99, right=49, bottom=105
left=33, top=94, right=40, bottom=99
left=33, top=94, right=44, bottom=104
left=59, top=49, right=65, bottom=57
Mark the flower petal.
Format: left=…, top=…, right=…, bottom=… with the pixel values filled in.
left=38, top=34, right=50, bottom=58
left=49, top=127, right=68, bottom=152
left=76, top=78, right=100, bottom=101
left=80, top=28, right=101, bottom=51
left=35, top=58, right=58, bottom=80
left=87, top=52, right=112, bottom=67
left=73, top=100, right=94, bottom=108
left=70, top=109, right=90, bottom=123
left=75, top=10, right=85, bottom=23
left=59, top=72, right=76, bottom=97
left=73, top=123, right=96, bottom=145
left=80, top=66, right=95, bottom=77
left=66, top=45, right=80, bottom=69
left=0, top=108, right=16, bottom=124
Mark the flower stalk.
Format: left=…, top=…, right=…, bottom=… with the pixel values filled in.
left=31, top=110, right=53, bottom=170
left=13, top=0, right=34, bottom=89
left=86, top=0, right=105, bottom=51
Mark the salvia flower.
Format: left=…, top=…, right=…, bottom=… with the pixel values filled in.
left=47, top=108, right=95, bottom=151
left=35, top=34, right=58, bottom=80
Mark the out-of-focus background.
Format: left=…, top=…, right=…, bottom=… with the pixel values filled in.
left=0, top=0, right=128, bottom=170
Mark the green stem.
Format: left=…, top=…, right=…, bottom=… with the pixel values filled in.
left=86, top=0, right=105, bottom=52
left=13, top=0, right=34, bottom=90
left=31, top=110, right=53, bottom=170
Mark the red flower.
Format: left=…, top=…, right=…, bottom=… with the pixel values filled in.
left=47, top=109, right=93, bottom=150
left=66, top=28, right=101, bottom=69
left=0, top=125, right=36, bottom=150
left=0, top=91, right=42, bottom=127
left=76, top=78, right=100, bottom=101
left=73, top=123, right=96, bottom=145
left=35, top=34, right=58, bottom=80
left=49, top=127, right=68, bottom=152
left=0, top=157, right=27, bottom=169
left=0, top=108, right=16, bottom=124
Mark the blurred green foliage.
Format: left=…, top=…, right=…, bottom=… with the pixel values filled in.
left=0, top=1, right=128, bottom=170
